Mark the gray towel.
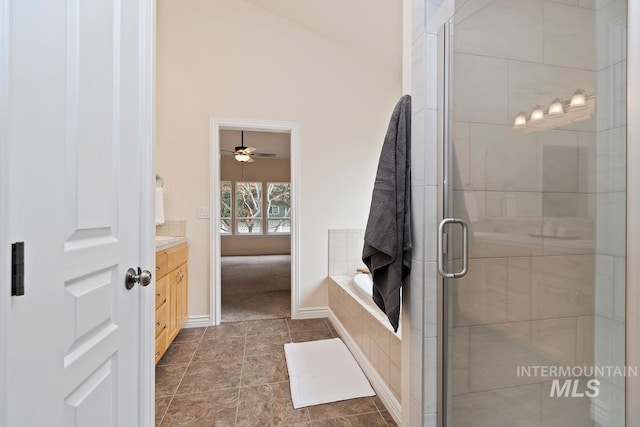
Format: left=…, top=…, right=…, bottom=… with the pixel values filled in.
left=362, top=95, right=411, bottom=332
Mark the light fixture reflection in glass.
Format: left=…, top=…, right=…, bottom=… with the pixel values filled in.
left=530, top=106, right=545, bottom=122
left=235, top=153, right=251, bottom=162
left=570, top=90, right=587, bottom=109
left=513, top=112, right=527, bottom=128
left=549, top=98, right=565, bottom=115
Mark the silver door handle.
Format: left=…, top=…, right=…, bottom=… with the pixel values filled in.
left=125, top=267, right=153, bottom=289
left=437, top=218, right=468, bottom=278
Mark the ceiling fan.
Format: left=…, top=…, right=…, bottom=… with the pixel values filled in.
left=222, top=131, right=277, bottom=163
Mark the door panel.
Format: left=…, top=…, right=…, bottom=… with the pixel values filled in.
left=442, top=0, right=628, bottom=426
left=6, top=0, right=150, bottom=425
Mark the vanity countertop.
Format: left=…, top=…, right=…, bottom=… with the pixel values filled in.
left=155, top=236, right=188, bottom=251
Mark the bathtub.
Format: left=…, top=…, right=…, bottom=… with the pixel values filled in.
left=327, top=274, right=402, bottom=409
left=333, top=274, right=401, bottom=334
left=353, top=273, right=373, bottom=295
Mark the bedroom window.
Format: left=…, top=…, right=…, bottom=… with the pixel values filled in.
left=267, top=182, right=291, bottom=234
left=220, top=181, right=232, bottom=235
left=235, top=182, right=262, bottom=234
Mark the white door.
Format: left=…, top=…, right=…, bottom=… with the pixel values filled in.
left=2, top=0, right=154, bottom=426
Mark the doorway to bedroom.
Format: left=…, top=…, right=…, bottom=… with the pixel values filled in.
left=218, top=128, right=293, bottom=322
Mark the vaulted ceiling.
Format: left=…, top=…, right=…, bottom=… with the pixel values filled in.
left=244, top=0, right=403, bottom=77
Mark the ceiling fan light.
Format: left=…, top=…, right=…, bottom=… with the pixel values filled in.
left=235, top=153, right=251, bottom=162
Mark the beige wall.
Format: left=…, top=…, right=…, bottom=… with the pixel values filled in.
left=220, top=156, right=291, bottom=256
left=156, top=0, right=402, bottom=316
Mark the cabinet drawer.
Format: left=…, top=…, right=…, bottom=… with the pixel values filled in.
left=156, top=301, right=168, bottom=338
left=155, top=328, right=167, bottom=364
left=166, top=243, right=188, bottom=272
left=156, top=275, right=168, bottom=309
left=156, top=250, right=168, bottom=279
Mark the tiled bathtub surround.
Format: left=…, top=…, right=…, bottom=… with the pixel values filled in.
left=328, top=277, right=402, bottom=403
left=327, top=228, right=402, bottom=413
left=328, top=229, right=367, bottom=276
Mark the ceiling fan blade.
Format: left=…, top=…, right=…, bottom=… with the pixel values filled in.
left=253, top=153, right=277, bottom=157
left=221, top=149, right=235, bottom=153
left=247, top=157, right=255, bottom=163
left=244, top=147, right=257, bottom=153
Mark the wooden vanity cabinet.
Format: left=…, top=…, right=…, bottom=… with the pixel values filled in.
left=155, top=243, right=188, bottom=364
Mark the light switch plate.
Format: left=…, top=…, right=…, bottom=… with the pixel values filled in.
left=197, top=207, right=209, bottom=219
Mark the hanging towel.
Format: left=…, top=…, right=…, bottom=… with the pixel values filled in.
left=362, top=95, right=412, bottom=332
left=155, top=187, right=165, bottom=225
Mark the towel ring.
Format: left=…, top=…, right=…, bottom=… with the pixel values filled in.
left=155, top=174, right=164, bottom=188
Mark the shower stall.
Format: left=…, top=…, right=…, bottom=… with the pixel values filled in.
left=438, top=0, right=628, bottom=425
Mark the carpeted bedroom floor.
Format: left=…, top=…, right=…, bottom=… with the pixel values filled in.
left=221, top=255, right=291, bottom=322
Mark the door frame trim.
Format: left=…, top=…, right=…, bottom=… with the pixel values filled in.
left=209, top=117, right=300, bottom=325
left=626, top=1, right=640, bottom=425
left=139, top=0, right=156, bottom=425
left=0, top=0, right=9, bottom=423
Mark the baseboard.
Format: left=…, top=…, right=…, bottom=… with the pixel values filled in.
left=221, top=250, right=291, bottom=256
left=293, top=306, right=329, bottom=320
left=182, top=315, right=211, bottom=328
left=328, top=308, right=402, bottom=425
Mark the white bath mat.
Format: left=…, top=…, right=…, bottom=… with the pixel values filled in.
left=284, top=338, right=375, bottom=409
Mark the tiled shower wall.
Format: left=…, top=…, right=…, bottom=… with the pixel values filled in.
left=591, top=0, right=627, bottom=423
left=407, top=0, right=450, bottom=425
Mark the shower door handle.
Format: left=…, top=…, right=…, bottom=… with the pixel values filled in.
left=437, top=218, right=469, bottom=278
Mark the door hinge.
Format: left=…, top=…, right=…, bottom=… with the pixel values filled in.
left=12, top=242, right=24, bottom=296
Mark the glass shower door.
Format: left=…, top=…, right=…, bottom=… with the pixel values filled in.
left=442, top=0, right=628, bottom=426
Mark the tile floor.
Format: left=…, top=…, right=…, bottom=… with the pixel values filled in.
left=156, top=317, right=398, bottom=426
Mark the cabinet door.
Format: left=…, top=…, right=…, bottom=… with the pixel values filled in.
left=168, top=269, right=179, bottom=341
left=180, top=265, right=188, bottom=326
left=156, top=250, right=168, bottom=279
left=155, top=329, right=167, bottom=365
left=156, top=275, right=169, bottom=310
left=166, top=244, right=188, bottom=273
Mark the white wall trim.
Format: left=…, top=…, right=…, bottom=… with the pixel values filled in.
left=295, top=306, right=329, bottom=320
left=183, top=315, right=212, bottom=329
left=0, top=0, right=10, bottom=424
left=210, top=117, right=300, bottom=326
left=328, top=308, right=401, bottom=425
left=627, top=1, right=639, bottom=425
left=138, top=0, right=155, bottom=425
left=221, top=249, right=291, bottom=257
